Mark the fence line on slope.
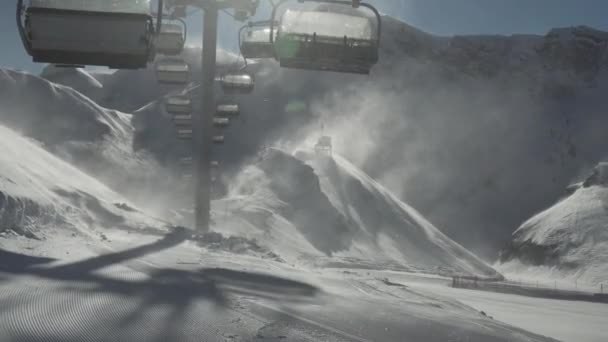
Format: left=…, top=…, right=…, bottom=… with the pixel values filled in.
left=451, top=276, right=608, bottom=304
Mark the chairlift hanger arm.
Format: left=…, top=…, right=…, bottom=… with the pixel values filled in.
left=16, top=0, right=31, bottom=55
left=269, top=0, right=382, bottom=44
left=157, top=0, right=165, bottom=34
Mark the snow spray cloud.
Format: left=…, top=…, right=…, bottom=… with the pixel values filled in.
left=80, top=20, right=608, bottom=258
left=285, top=37, right=608, bottom=259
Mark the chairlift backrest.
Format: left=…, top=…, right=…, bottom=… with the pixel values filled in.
left=240, top=23, right=275, bottom=59
left=177, top=128, right=193, bottom=139
left=23, top=7, right=155, bottom=68
left=173, top=114, right=193, bottom=126
left=156, top=58, right=190, bottom=84
left=19, top=0, right=161, bottom=69
left=165, top=95, right=192, bottom=114
left=180, top=157, right=193, bottom=165
left=216, top=104, right=240, bottom=117
left=221, top=73, right=254, bottom=94
left=156, top=22, right=185, bottom=56
left=29, top=0, right=152, bottom=14
left=319, top=136, right=332, bottom=146
left=213, top=117, right=230, bottom=127
left=272, top=2, right=382, bottom=75
left=280, top=10, right=374, bottom=40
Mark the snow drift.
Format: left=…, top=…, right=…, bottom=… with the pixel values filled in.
left=215, top=149, right=499, bottom=277
left=499, top=162, right=608, bottom=285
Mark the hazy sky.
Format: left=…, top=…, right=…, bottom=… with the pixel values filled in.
left=2, top=0, right=608, bottom=72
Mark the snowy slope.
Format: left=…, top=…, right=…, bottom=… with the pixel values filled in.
left=214, top=149, right=499, bottom=277
left=0, top=68, right=189, bottom=216
left=0, top=124, right=166, bottom=238
left=499, top=163, right=608, bottom=285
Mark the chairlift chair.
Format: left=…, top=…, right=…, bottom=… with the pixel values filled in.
left=179, top=157, right=193, bottom=166
left=156, top=58, right=190, bottom=84
left=156, top=22, right=186, bottom=56
left=221, top=73, right=254, bottom=94
left=176, top=128, right=193, bottom=139
left=315, top=135, right=333, bottom=155
left=271, top=1, right=382, bottom=74
left=216, top=104, right=240, bottom=117
left=210, top=161, right=220, bottom=168
left=17, top=0, right=164, bottom=69
left=173, top=114, right=193, bottom=126
left=240, top=21, right=276, bottom=59
left=212, top=135, right=225, bottom=144
left=165, top=95, right=192, bottom=114
left=213, top=117, right=230, bottom=128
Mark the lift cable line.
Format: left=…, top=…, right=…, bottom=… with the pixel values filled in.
left=16, top=0, right=381, bottom=233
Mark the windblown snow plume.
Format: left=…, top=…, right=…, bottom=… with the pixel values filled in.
left=215, top=149, right=499, bottom=277
left=0, top=124, right=166, bottom=239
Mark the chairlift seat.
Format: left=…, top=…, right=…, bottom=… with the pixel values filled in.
left=177, top=128, right=193, bottom=139
left=173, top=115, right=193, bottom=126
left=166, top=96, right=192, bottom=114
left=241, top=26, right=275, bottom=59
left=221, top=73, right=254, bottom=94
left=25, top=7, right=154, bottom=69
left=319, top=136, right=332, bottom=145
left=156, top=23, right=185, bottom=56
left=275, top=10, right=378, bottom=74
left=212, top=136, right=225, bottom=144
left=213, top=117, right=230, bottom=127
left=180, top=157, right=193, bottom=165
left=156, top=58, right=190, bottom=84
left=216, top=104, right=240, bottom=117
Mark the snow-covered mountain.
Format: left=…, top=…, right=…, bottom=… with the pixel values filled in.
left=214, top=148, right=499, bottom=277
left=0, top=68, right=192, bottom=216
left=86, top=18, right=608, bottom=259
left=498, top=162, right=608, bottom=285
left=0, top=65, right=498, bottom=276
left=5, top=17, right=608, bottom=269
left=40, top=64, right=103, bottom=101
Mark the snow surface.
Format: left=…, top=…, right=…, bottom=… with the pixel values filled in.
left=0, top=123, right=165, bottom=235
left=0, top=68, right=187, bottom=218
left=405, top=276, right=608, bottom=342
left=214, top=148, right=499, bottom=277
left=498, top=174, right=608, bottom=285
